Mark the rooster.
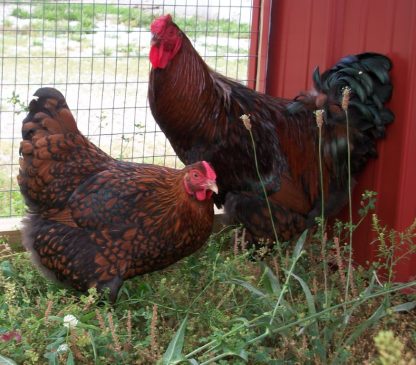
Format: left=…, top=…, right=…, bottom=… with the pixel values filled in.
left=148, top=14, right=394, bottom=245
left=18, top=87, right=218, bottom=302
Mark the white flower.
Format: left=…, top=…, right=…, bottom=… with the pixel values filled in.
left=314, top=109, right=325, bottom=128
left=240, top=114, right=252, bottom=130
left=342, top=86, right=351, bottom=111
left=63, top=314, right=78, bottom=329
left=57, top=343, right=69, bottom=353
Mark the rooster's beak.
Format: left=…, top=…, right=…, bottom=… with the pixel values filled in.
left=205, top=180, right=218, bottom=195
left=151, top=34, right=160, bottom=46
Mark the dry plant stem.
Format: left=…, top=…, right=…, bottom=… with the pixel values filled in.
left=127, top=310, right=132, bottom=346
left=334, top=237, right=347, bottom=294
left=151, top=304, right=159, bottom=357
left=44, top=300, right=53, bottom=322
left=95, top=309, right=106, bottom=332
left=241, top=228, right=247, bottom=251
left=348, top=266, right=358, bottom=298
left=316, top=110, right=329, bottom=308
left=319, top=136, right=329, bottom=303
left=107, top=313, right=122, bottom=353
left=216, top=284, right=235, bottom=310
left=247, top=128, right=281, bottom=255
left=344, top=106, right=354, bottom=305
left=233, top=229, right=239, bottom=256
left=272, top=257, right=280, bottom=282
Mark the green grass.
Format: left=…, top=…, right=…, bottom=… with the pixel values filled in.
left=0, top=191, right=25, bottom=217
left=10, top=4, right=250, bottom=38
left=0, top=169, right=25, bottom=217
left=11, top=8, right=30, bottom=19
left=2, top=12, right=414, bottom=363
left=0, top=220, right=415, bottom=364
left=175, top=16, right=251, bottom=39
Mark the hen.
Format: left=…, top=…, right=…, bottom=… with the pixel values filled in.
left=148, top=14, right=394, bottom=245
left=18, top=87, right=218, bottom=301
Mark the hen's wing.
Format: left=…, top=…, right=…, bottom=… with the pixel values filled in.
left=26, top=165, right=170, bottom=302
left=66, top=163, right=173, bottom=230
left=26, top=164, right=205, bottom=301
left=18, top=88, right=114, bottom=214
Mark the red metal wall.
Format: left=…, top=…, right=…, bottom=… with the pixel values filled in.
left=259, top=0, right=416, bottom=282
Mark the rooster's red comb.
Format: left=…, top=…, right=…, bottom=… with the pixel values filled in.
left=151, top=14, right=173, bottom=35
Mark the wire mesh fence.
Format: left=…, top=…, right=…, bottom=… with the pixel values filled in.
left=0, top=0, right=256, bottom=217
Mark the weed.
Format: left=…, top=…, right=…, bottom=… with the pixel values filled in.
left=11, top=8, right=30, bottom=19
left=7, top=91, right=28, bottom=115
left=0, top=215, right=415, bottom=364
left=374, top=330, right=416, bottom=365
left=154, top=104, right=416, bottom=364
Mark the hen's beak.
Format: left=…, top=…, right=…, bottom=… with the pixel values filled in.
left=205, top=180, right=219, bottom=194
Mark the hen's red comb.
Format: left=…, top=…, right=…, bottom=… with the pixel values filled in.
left=202, top=161, right=216, bottom=180
left=150, top=14, right=172, bottom=35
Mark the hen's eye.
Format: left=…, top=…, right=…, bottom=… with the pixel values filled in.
left=192, top=172, right=199, bottom=178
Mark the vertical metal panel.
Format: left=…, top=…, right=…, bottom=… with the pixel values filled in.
left=247, top=0, right=261, bottom=89
left=265, top=0, right=416, bottom=282
left=248, top=0, right=272, bottom=92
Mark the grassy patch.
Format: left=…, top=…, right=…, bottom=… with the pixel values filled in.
left=175, top=16, right=251, bottom=39
left=0, top=191, right=25, bottom=217
left=0, top=221, right=415, bottom=364
left=11, top=7, right=30, bottom=19
left=10, top=4, right=249, bottom=38
left=0, top=169, right=25, bottom=217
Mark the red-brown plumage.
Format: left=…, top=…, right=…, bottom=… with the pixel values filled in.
left=18, top=87, right=218, bottom=301
left=148, top=15, right=394, bottom=245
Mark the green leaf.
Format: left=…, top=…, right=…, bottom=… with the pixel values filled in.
left=44, top=351, right=58, bottom=365
left=229, top=279, right=266, bottom=298
left=289, top=273, right=316, bottom=317
left=80, top=311, right=96, bottom=322
left=234, top=349, right=248, bottom=362
left=293, top=230, right=308, bottom=258
left=187, top=359, right=199, bottom=365
left=46, top=337, right=65, bottom=351
left=66, top=352, right=75, bottom=365
left=202, top=349, right=249, bottom=364
left=260, top=263, right=281, bottom=295
left=0, top=355, right=18, bottom=365
left=0, top=261, right=14, bottom=278
left=391, top=300, right=416, bottom=312
left=290, top=272, right=326, bottom=361
left=226, top=349, right=248, bottom=362
left=232, top=317, right=250, bottom=327
left=88, top=330, right=98, bottom=363
left=162, top=316, right=188, bottom=365
left=343, top=272, right=379, bottom=325
left=343, top=303, right=387, bottom=348
left=260, top=264, right=296, bottom=316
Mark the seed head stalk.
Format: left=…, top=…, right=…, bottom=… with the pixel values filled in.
left=315, top=109, right=329, bottom=308
left=240, top=114, right=281, bottom=256
left=342, top=87, right=354, bottom=303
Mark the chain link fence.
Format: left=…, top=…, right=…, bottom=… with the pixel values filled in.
left=0, top=0, right=255, bottom=217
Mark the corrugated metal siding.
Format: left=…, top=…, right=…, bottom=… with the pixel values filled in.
left=262, top=0, right=416, bottom=282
